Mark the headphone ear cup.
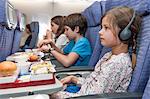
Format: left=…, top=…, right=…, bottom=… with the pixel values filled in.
left=119, top=28, right=132, bottom=41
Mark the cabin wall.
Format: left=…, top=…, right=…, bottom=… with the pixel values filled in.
left=9, top=0, right=94, bottom=44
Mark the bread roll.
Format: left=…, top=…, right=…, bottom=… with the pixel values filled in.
left=0, top=61, right=17, bottom=77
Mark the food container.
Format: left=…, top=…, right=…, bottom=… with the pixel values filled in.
left=30, top=73, right=54, bottom=81
left=0, top=68, right=19, bottom=84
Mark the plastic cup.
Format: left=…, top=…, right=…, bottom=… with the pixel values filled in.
left=16, top=62, right=31, bottom=75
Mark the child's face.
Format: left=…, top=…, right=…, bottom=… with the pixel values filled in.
left=26, top=28, right=31, bottom=34
left=64, top=26, right=76, bottom=40
left=51, top=22, right=59, bottom=34
left=99, top=16, right=121, bottom=47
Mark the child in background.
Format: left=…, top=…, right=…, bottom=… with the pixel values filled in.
left=50, top=6, right=141, bottom=98
left=38, top=16, right=68, bottom=51
left=20, top=24, right=32, bottom=50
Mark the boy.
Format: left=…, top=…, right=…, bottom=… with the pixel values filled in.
left=47, top=13, right=92, bottom=67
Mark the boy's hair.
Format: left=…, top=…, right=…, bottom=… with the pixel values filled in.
left=51, top=16, right=65, bottom=37
left=102, top=6, right=141, bottom=53
left=64, top=13, right=87, bottom=36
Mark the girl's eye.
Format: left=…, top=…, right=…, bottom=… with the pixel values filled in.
left=104, top=26, right=108, bottom=29
left=102, top=25, right=109, bottom=30
left=65, top=28, right=68, bottom=31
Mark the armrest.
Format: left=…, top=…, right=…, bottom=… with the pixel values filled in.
left=56, top=66, right=94, bottom=73
left=70, top=92, right=143, bottom=99
left=55, top=66, right=94, bottom=80
left=48, top=56, right=94, bottom=73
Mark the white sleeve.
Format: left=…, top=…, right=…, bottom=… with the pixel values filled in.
left=77, top=77, right=86, bottom=85
left=55, top=34, right=68, bottom=49
left=79, top=60, right=132, bottom=95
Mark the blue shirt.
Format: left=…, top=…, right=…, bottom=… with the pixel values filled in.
left=63, top=37, right=92, bottom=66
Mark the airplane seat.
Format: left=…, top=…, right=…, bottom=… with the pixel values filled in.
left=82, top=1, right=107, bottom=67
left=28, top=21, right=39, bottom=49
left=11, top=10, right=26, bottom=54
left=56, top=1, right=108, bottom=73
left=128, top=14, right=150, bottom=93
left=55, top=1, right=105, bottom=78
left=68, top=0, right=150, bottom=98
left=56, top=0, right=147, bottom=78
left=91, top=0, right=150, bottom=95
left=56, top=0, right=150, bottom=76
left=0, top=0, right=17, bottom=62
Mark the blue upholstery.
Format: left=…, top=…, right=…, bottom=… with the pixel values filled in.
left=82, top=2, right=104, bottom=66
left=0, top=0, right=7, bottom=25
left=0, top=0, right=16, bottom=61
left=143, top=72, right=150, bottom=99
left=11, top=29, right=23, bottom=54
left=28, top=22, right=39, bottom=48
left=82, top=1, right=102, bottom=27
left=11, top=10, right=24, bottom=54
left=85, top=27, right=100, bottom=50
left=101, top=0, right=150, bottom=14
left=128, top=15, right=150, bottom=93
left=0, top=28, right=14, bottom=61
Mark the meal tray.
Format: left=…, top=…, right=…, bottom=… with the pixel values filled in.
left=0, top=74, right=55, bottom=89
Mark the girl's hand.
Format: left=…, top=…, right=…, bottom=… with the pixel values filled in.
left=39, top=45, right=49, bottom=52
left=37, top=39, right=53, bottom=48
left=45, top=29, right=53, bottom=39
left=60, top=76, right=79, bottom=85
left=37, top=40, right=44, bottom=48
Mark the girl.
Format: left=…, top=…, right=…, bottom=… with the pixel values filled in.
left=38, top=16, right=68, bottom=51
left=51, top=6, right=141, bottom=98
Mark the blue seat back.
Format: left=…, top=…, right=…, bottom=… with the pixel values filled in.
left=82, top=1, right=105, bottom=66
left=82, top=0, right=150, bottom=93
left=28, top=21, right=39, bottom=49
left=11, top=10, right=26, bottom=54
left=128, top=15, right=150, bottom=93
left=101, top=0, right=150, bottom=93
left=142, top=73, right=150, bottom=99
left=99, top=0, right=150, bottom=93
left=101, top=0, right=150, bottom=15
left=0, top=0, right=17, bottom=61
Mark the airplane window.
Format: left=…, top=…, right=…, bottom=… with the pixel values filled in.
left=20, top=13, right=26, bottom=31
left=7, top=2, right=17, bottom=29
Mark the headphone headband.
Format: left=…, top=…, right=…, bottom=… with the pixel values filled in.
left=126, top=10, right=136, bottom=29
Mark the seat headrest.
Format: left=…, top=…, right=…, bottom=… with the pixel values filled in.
left=104, top=0, right=150, bottom=15
left=30, top=22, right=39, bottom=33
left=82, top=1, right=102, bottom=27
left=82, top=0, right=150, bottom=27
